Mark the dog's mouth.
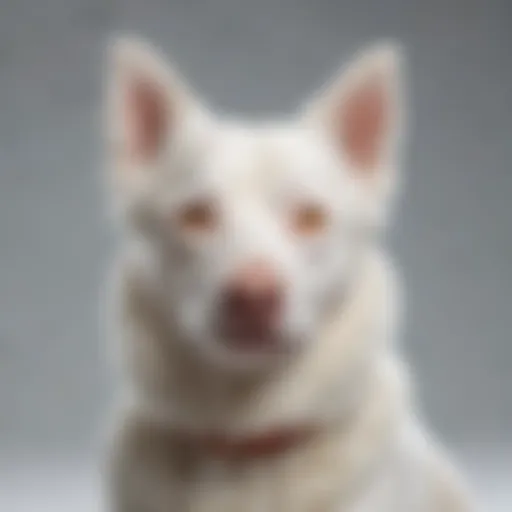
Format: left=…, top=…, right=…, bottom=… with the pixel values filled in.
left=216, top=321, right=288, bottom=354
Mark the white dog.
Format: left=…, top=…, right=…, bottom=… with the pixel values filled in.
left=104, top=37, right=472, bottom=512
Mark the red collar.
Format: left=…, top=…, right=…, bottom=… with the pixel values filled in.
left=177, top=426, right=317, bottom=459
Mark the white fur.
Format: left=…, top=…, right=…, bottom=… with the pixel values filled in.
left=104, top=37, right=472, bottom=511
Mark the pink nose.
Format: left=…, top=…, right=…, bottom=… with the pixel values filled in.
left=219, top=261, right=283, bottom=341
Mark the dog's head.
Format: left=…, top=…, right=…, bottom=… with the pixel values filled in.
left=105, top=38, right=404, bottom=369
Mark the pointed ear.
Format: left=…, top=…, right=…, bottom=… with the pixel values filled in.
left=306, top=43, right=404, bottom=179
left=106, top=37, right=194, bottom=167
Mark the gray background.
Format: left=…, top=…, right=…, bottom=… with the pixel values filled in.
left=0, top=0, right=510, bottom=510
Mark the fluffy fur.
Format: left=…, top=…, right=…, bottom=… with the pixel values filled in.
left=104, top=37, right=472, bottom=511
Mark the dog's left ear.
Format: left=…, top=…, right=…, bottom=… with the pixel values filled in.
left=305, top=43, right=404, bottom=191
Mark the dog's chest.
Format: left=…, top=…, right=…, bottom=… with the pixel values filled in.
left=137, top=451, right=418, bottom=512
left=141, top=453, right=355, bottom=512
left=168, top=458, right=336, bottom=512
left=123, top=431, right=346, bottom=512
left=116, top=419, right=421, bottom=512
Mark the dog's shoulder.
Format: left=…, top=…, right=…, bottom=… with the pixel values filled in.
left=384, top=421, right=473, bottom=512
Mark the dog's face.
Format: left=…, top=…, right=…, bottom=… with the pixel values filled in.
left=106, top=39, right=403, bottom=369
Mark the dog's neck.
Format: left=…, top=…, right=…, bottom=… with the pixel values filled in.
left=118, top=248, right=407, bottom=441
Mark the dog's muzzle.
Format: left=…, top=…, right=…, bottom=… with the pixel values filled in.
left=216, top=260, right=284, bottom=350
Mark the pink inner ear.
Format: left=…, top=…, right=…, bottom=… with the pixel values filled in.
left=340, top=75, right=388, bottom=172
left=126, top=78, right=169, bottom=161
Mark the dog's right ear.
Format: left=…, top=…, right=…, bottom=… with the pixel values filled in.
left=106, top=37, right=196, bottom=170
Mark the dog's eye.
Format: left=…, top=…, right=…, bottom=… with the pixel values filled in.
left=290, top=204, right=329, bottom=236
left=176, top=200, right=218, bottom=234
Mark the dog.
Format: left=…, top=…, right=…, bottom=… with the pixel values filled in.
left=103, top=36, right=472, bottom=512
